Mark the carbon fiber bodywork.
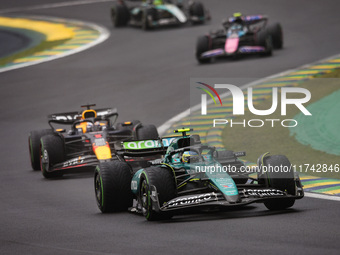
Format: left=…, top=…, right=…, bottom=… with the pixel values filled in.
left=129, top=130, right=304, bottom=219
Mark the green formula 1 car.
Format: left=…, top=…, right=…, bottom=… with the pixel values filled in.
left=95, top=128, right=304, bottom=220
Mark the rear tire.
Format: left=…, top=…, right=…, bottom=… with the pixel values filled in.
left=136, top=124, right=159, bottom=140
left=264, top=197, right=295, bottom=210
left=142, top=8, right=157, bottom=31
left=40, top=134, right=65, bottom=178
left=29, top=129, right=53, bottom=170
left=189, top=2, right=205, bottom=24
left=267, top=23, right=283, bottom=49
left=260, top=155, right=296, bottom=210
left=111, top=3, right=130, bottom=27
left=196, top=35, right=211, bottom=64
left=139, top=166, right=176, bottom=221
left=256, top=29, right=273, bottom=56
left=94, top=161, right=133, bottom=213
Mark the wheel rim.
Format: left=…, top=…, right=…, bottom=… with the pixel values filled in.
left=111, top=9, right=116, bottom=25
left=143, top=12, right=150, bottom=30
left=29, top=137, right=34, bottom=164
left=40, top=148, right=49, bottom=172
left=265, top=37, right=272, bottom=53
left=95, top=173, right=103, bottom=206
left=140, top=180, right=149, bottom=216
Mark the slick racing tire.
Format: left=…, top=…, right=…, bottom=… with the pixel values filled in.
left=40, top=134, right=65, bottom=179
left=29, top=129, right=53, bottom=170
left=111, top=3, right=130, bottom=27
left=267, top=23, right=283, bottom=49
left=139, top=166, right=176, bottom=221
left=256, top=29, right=273, bottom=56
left=136, top=124, right=159, bottom=140
left=94, top=161, right=133, bottom=213
left=196, top=35, right=211, bottom=64
left=259, top=155, right=296, bottom=210
left=142, top=8, right=157, bottom=31
left=189, top=2, right=205, bottom=24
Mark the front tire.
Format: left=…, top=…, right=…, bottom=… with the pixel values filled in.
left=40, top=134, right=65, bottom=178
left=139, top=166, right=176, bottom=221
left=29, top=129, right=53, bottom=170
left=267, top=23, right=283, bottom=49
left=196, top=35, right=211, bottom=64
left=94, top=161, right=133, bottom=213
left=189, top=2, right=205, bottom=24
left=259, top=155, right=296, bottom=210
left=256, top=29, right=273, bottom=56
left=142, top=8, right=157, bottom=31
left=136, top=124, right=159, bottom=140
left=111, top=3, right=130, bottom=27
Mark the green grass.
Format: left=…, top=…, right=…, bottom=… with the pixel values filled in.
left=222, top=68, right=340, bottom=178
left=322, top=68, right=340, bottom=78
left=0, top=38, right=69, bottom=67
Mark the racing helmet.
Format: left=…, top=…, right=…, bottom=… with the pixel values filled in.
left=182, top=151, right=200, bottom=163
left=86, top=122, right=94, bottom=132
left=153, top=0, right=163, bottom=5
left=233, top=12, right=242, bottom=18
left=233, top=12, right=243, bottom=23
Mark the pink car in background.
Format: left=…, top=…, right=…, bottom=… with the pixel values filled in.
left=196, top=13, right=283, bottom=64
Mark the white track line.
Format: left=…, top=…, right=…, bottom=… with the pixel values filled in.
left=0, top=17, right=110, bottom=73
left=158, top=52, right=340, bottom=202
left=304, top=192, right=340, bottom=201
left=0, top=0, right=114, bottom=14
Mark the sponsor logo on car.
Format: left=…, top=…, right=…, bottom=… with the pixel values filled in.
left=62, top=157, right=84, bottom=168
left=123, top=137, right=175, bottom=150
left=242, top=189, right=285, bottom=197
left=164, top=192, right=218, bottom=208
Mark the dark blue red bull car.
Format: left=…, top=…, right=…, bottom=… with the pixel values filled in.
left=28, top=104, right=159, bottom=179
left=196, top=13, right=283, bottom=63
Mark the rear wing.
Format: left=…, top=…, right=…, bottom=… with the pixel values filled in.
left=121, top=137, right=177, bottom=157
left=48, top=108, right=118, bottom=125
left=224, top=15, right=268, bottom=27
left=243, top=15, right=268, bottom=23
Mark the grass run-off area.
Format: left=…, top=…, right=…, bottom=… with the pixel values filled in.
left=222, top=69, right=340, bottom=178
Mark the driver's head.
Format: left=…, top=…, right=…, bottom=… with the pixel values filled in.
left=182, top=151, right=200, bottom=163
left=86, top=122, right=94, bottom=132
left=153, top=0, right=163, bottom=5
left=94, top=121, right=107, bottom=131
left=233, top=12, right=243, bottom=23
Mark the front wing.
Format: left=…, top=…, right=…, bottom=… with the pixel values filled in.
left=200, top=46, right=266, bottom=59
left=148, top=185, right=304, bottom=212
left=47, top=155, right=102, bottom=173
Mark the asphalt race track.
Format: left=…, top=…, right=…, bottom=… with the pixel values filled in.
left=0, top=29, right=30, bottom=58
left=1, top=1, right=340, bottom=254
